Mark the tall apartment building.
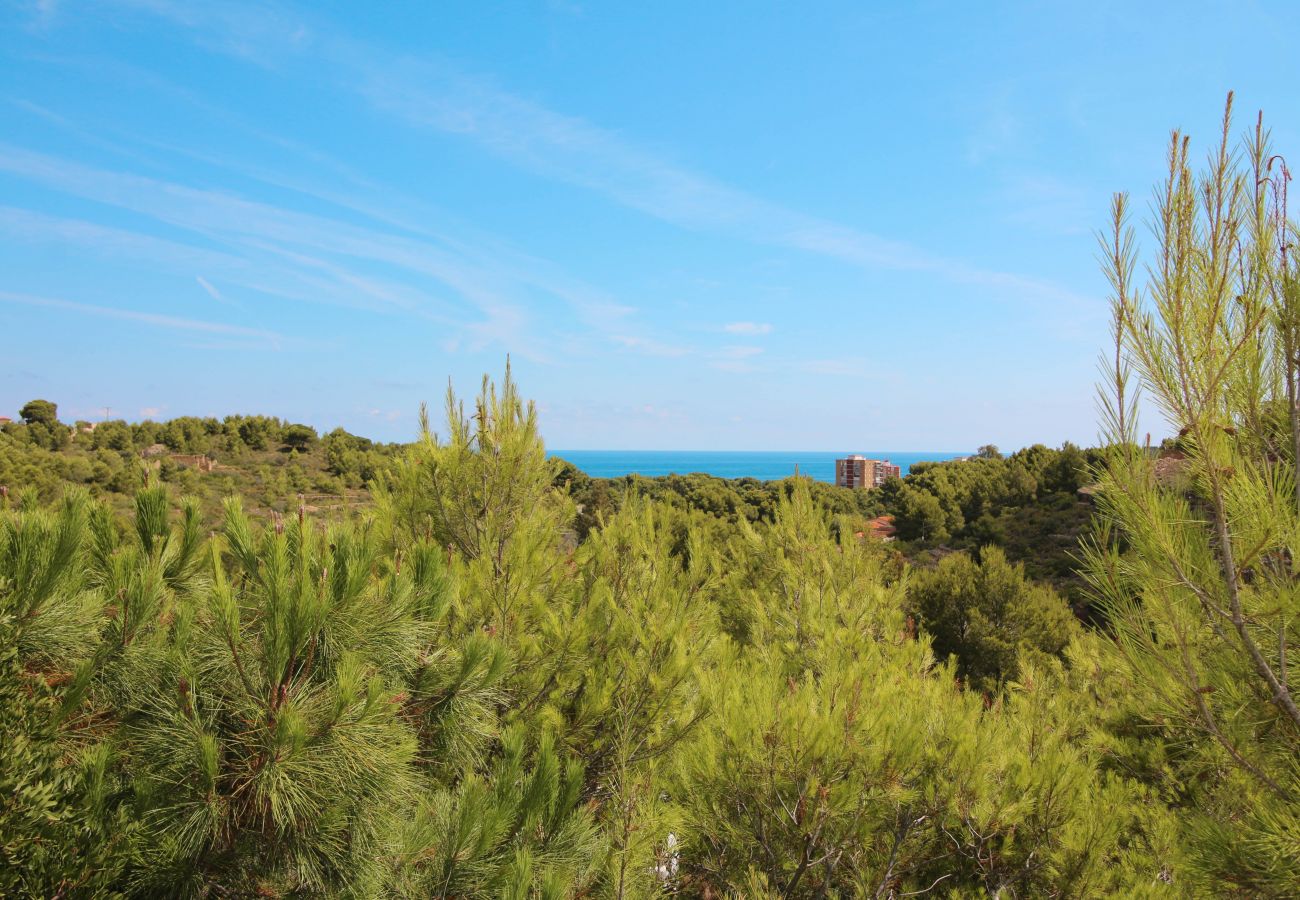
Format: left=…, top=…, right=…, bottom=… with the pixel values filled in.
left=834, top=454, right=900, bottom=489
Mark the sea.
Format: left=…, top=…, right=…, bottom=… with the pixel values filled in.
left=550, top=450, right=969, bottom=485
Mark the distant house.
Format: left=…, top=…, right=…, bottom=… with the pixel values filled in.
left=171, top=454, right=216, bottom=473
left=853, top=515, right=898, bottom=543
left=1078, top=450, right=1190, bottom=503
left=866, top=515, right=897, bottom=542
left=139, top=447, right=218, bottom=472
left=1153, top=451, right=1190, bottom=486
left=0, top=416, right=11, bottom=426
left=835, top=455, right=901, bottom=489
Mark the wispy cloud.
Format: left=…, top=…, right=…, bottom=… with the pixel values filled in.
left=360, top=56, right=1093, bottom=307
left=8, top=96, right=162, bottom=168
left=723, top=321, right=773, bottom=336
left=610, top=334, right=769, bottom=373
left=0, top=205, right=245, bottom=271
left=24, top=0, right=60, bottom=29
left=0, top=204, right=436, bottom=322
left=999, top=173, right=1095, bottom=236
left=799, top=357, right=874, bottom=377
left=0, top=289, right=282, bottom=345
left=709, top=344, right=765, bottom=373
left=195, top=275, right=228, bottom=303
left=139, top=405, right=162, bottom=418
left=612, top=335, right=689, bottom=357
left=0, top=145, right=593, bottom=360
left=102, top=0, right=1091, bottom=308
left=0, top=144, right=486, bottom=304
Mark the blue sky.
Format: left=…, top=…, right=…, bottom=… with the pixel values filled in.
left=2, top=1, right=1298, bottom=450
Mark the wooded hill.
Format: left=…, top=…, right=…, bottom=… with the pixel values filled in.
left=2, top=404, right=1097, bottom=608
left=0, top=408, right=400, bottom=524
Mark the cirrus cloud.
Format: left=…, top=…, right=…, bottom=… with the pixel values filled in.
left=723, top=321, right=773, bottom=336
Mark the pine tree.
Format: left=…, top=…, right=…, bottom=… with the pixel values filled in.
left=394, top=728, right=605, bottom=898
left=1084, top=94, right=1300, bottom=892
left=1, top=490, right=101, bottom=665
left=678, top=478, right=1172, bottom=897
left=561, top=498, right=714, bottom=898
left=105, top=499, right=425, bottom=895
left=0, top=493, right=129, bottom=896
left=907, top=545, right=1077, bottom=693
left=376, top=361, right=573, bottom=643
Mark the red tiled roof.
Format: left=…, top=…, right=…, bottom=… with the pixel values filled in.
left=866, top=515, right=897, bottom=539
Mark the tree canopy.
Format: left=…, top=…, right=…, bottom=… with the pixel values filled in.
left=19, top=399, right=58, bottom=426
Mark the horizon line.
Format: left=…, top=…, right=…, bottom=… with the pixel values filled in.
left=549, top=448, right=975, bottom=455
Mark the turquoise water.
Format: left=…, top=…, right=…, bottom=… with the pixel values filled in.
left=551, top=450, right=968, bottom=484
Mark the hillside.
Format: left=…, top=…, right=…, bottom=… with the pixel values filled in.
left=0, top=409, right=397, bottom=524
left=3, top=404, right=1097, bottom=610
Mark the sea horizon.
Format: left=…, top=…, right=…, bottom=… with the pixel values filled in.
left=551, top=449, right=970, bottom=484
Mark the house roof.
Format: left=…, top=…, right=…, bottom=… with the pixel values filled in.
left=865, top=515, right=897, bottom=539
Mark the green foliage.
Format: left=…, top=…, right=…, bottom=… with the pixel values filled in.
left=892, top=481, right=951, bottom=542
left=322, top=426, right=386, bottom=486
left=676, top=479, right=1172, bottom=897
left=559, top=497, right=713, bottom=767
left=108, top=500, right=426, bottom=895
left=91, top=420, right=135, bottom=453
left=161, top=417, right=212, bottom=453
left=1083, top=96, right=1300, bottom=894
left=0, top=408, right=395, bottom=525
left=881, top=444, right=1098, bottom=605
left=377, top=361, right=573, bottom=641
left=234, top=414, right=280, bottom=451
left=0, top=351, right=1265, bottom=896
left=281, top=422, right=318, bottom=451
left=0, top=496, right=130, bottom=896
left=564, top=469, right=885, bottom=531
left=20, top=398, right=58, bottom=426
left=908, top=545, right=1077, bottom=693
left=0, top=490, right=102, bottom=664
left=12, top=400, right=72, bottom=452
left=394, top=729, right=605, bottom=898
left=0, top=619, right=126, bottom=898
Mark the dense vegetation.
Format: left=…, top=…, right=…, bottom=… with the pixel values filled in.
left=3, top=403, right=1096, bottom=603
left=5, top=99, right=1300, bottom=896
left=0, top=407, right=399, bottom=523
left=0, top=379, right=1146, bottom=898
